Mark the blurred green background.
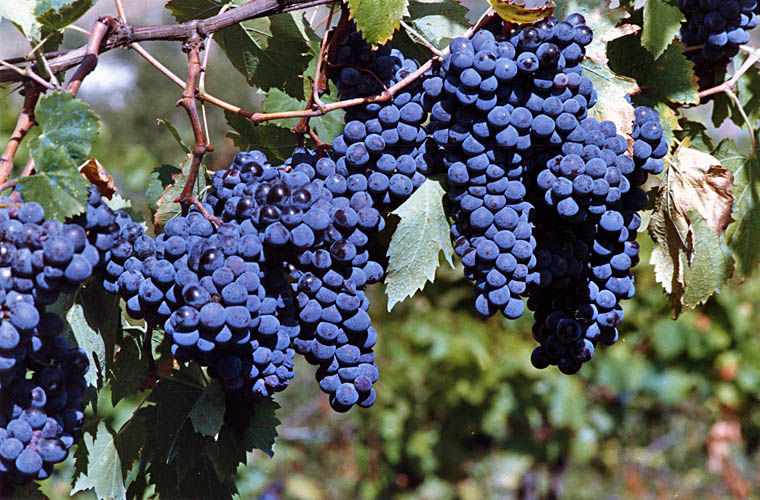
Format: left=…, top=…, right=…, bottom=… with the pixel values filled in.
left=2, top=1, right=760, bottom=499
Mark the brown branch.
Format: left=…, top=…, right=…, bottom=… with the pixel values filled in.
left=66, top=17, right=116, bottom=97
left=0, top=0, right=332, bottom=84
left=0, top=86, right=40, bottom=185
left=175, top=31, right=213, bottom=218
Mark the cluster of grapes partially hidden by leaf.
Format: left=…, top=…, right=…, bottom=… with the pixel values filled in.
left=677, top=0, right=760, bottom=90
left=0, top=201, right=93, bottom=485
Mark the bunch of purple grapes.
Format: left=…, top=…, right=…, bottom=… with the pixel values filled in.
left=677, top=0, right=759, bottom=90
left=0, top=199, right=92, bottom=485
left=416, top=14, right=668, bottom=373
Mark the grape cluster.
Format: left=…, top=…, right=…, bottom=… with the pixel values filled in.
left=330, top=30, right=416, bottom=99
left=677, top=0, right=759, bottom=90
left=204, top=148, right=385, bottom=410
left=0, top=339, right=87, bottom=483
left=0, top=199, right=93, bottom=486
left=422, top=15, right=596, bottom=320
left=329, top=29, right=432, bottom=210
left=415, top=14, right=668, bottom=372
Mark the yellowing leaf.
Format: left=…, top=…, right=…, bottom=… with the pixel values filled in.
left=487, top=0, right=555, bottom=23
left=670, top=141, right=734, bottom=235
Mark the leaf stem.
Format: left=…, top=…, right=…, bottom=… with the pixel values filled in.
left=401, top=20, right=443, bottom=57
left=724, top=89, right=757, bottom=156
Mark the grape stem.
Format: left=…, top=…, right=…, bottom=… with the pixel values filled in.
left=400, top=20, right=443, bottom=57
left=0, top=58, right=56, bottom=90
left=699, top=45, right=760, bottom=154
left=0, top=85, right=40, bottom=185
left=175, top=30, right=215, bottom=220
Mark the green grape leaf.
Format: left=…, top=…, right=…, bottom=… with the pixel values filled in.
left=346, top=0, right=409, bottom=46
left=64, top=302, right=107, bottom=388
left=109, top=336, right=146, bottom=406
left=142, top=369, right=240, bottom=499
left=157, top=118, right=191, bottom=154
left=0, top=1, right=39, bottom=38
left=35, top=91, right=100, bottom=162
left=682, top=210, right=732, bottom=308
left=114, top=409, right=149, bottom=478
left=242, top=397, right=280, bottom=457
left=386, top=178, right=454, bottom=311
left=262, top=88, right=304, bottom=129
left=72, top=422, right=127, bottom=500
left=645, top=41, right=699, bottom=105
left=11, top=483, right=48, bottom=500
left=153, top=156, right=207, bottom=231
left=608, top=35, right=699, bottom=105
left=34, top=0, right=94, bottom=30
left=145, top=164, right=181, bottom=212
left=719, top=139, right=760, bottom=278
left=20, top=138, right=89, bottom=220
left=260, top=84, right=346, bottom=147
left=189, top=380, right=225, bottom=437
left=167, top=0, right=311, bottom=98
left=204, top=398, right=281, bottom=482
left=405, top=0, right=469, bottom=50
left=225, top=110, right=296, bottom=163
left=641, top=0, right=683, bottom=59
left=583, top=58, right=639, bottom=136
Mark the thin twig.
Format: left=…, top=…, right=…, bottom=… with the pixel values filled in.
left=313, top=12, right=331, bottom=30
left=0, top=0, right=333, bottom=84
left=312, top=0, right=338, bottom=111
left=698, top=46, right=760, bottom=100
left=724, top=90, right=757, bottom=154
left=401, top=20, right=443, bottom=57
left=198, top=4, right=230, bottom=151
left=20, top=157, right=35, bottom=177
left=114, top=0, right=127, bottom=22
left=0, top=86, right=41, bottom=185
left=66, top=17, right=116, bottom=97
left=66, top=24, right=92, bottom=36
left=0, top=60, right=55, bottom=90
left=130, top=43, right=186, bottom=87
left=175, top=31, right=214, bottom=218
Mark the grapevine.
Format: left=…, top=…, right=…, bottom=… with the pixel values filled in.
left=0, top=0, right=758, bottom=498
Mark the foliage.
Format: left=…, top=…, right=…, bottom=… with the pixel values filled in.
left=1, top=0, right=760, bottom=498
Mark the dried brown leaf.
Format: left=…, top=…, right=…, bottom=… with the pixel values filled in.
left=78, top=158, right=116, bottom=199
left=670, top=143, right=734, bottom=235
